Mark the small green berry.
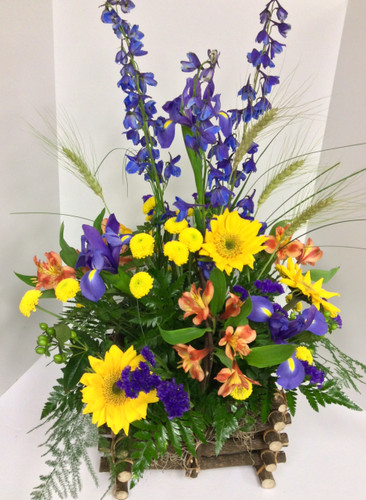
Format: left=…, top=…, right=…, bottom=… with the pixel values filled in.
left=47, top=327, right=56, bottom=336
left=37, top=335, right=49, bottom=347
left=36, top=347, right=46, bottom=355
left=39, top=322, right=48, bottom=330
left=70, top=330, right=78, bottom=339
left=53, top=354, right=63, bottom=364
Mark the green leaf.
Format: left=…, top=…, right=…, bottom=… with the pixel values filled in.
left=309, top=266, right=339, bottom=284
left=182, top=125, right=204, bottom=203
left=153, top=425, right=169, bottom=456
left=102, top=268, right=131, bottom=294
left=226, top=295, right=252, bottom=327
left=40, top=289, right=56, bottom=299
left=186, top=412, right=207, bottom=443
left=62, top=352, right=89, bottom=390
left=214, top=348, right=233, bottom=369
left=178, top=422, right=196, bottom=456
left=285, top=390, right=297, bottom=417
left=93, top=209, right=106, bottom=233
left=213, top=405, right=238, bottom=455
left=166, top=420, right=182, bottom=456
left=59, top=222, right=78, bottom=267
left=14, top=272, right=37, bottom=287
left=159, top=325, right=208, bottom=345
left=209, top=267, right=227, bottom=315
left=55, top=323, right=72, bottom=347
left=246, top=344, right=296, bottom=368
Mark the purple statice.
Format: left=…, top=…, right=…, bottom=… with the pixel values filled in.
left=232, top=285, right=249, bottom=301
left=254, top=278, right=284, bottom=296
left=302, top=361, right=325, bottom=388
left=334, top=314, right=343, bottom=328
left=117, top=361, right=160, bottom=398
left=156, top=379, right=190, bottom=419
left=141, top=346, right=156, bottom=367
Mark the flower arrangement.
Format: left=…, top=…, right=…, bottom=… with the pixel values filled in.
left=17, top=1, right=366, bottom=499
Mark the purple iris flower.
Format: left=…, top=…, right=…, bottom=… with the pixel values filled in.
left=209, top=185, right=233, bottom=208
left=76, top=214, right=122, bottom=302
left=164, top=154, right=181, bottom=180
left=276, top=355, right=305, bottom=390
left=248, top=296, right=274, bottom=322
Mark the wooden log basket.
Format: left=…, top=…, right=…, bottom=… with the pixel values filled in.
left=99, top=391, right=291, bottom=498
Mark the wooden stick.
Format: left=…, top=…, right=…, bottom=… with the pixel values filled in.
left=260, top=450, right=286, bottom=472
left=114, top=478, right=128, bottom=500
left=117, top=461, right=133, bottom=483
left=263, top=429, right=283, bottom=451
left=255, top=465, right=276, bottom=489
left=268, top=410, right=286, bottom=432
left=272, top=391, right=288, bottom=413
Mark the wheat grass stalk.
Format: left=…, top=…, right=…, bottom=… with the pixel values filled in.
left=61, top=146, right=104, bottom=198
left=231, top=108, right=278, bottom=173
left=283, top=196, right=335, bottom=238
left=257, top=158, right=306, bottom=208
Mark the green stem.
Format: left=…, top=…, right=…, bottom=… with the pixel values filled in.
left=36, top=305, right=63, bottom=319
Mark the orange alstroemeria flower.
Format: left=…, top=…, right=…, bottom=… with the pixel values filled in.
left=178, top=280, right=214, bottom=325
left=220, top=293, right=243, bottom=320
left=34, top=251, right=75, bottom=290
left=265, top=224, right=303, bottom=264
left=218, top=325, right=257, bottom=360
left=296, top=238, right=323, bottom=266
left=173, top=344, right=210, bottom=382
left=215, top=361, right=260, bottom=398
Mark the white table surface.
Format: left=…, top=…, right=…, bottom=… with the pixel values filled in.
left=1, top=357, right=365, bottom=500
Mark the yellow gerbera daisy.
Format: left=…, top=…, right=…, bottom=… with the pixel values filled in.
left=129, top=272, right=154, bottom=299
left=130, top=233, right=155, bottom=259
left=179, top=227, right=203, bottom=252
left=19, top=289, right=42, bottom=317
left=200, top=209, right=267, bottom=274
left=55, top=278, right=80, bottom=302
left=80, top=345, right=158, bottom=435
left=276, top=258, right=340, bottom=317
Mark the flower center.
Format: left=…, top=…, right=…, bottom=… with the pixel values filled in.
left=217, top=234, right=241, bottom=257
left=103, top=372, right=127, bottom=406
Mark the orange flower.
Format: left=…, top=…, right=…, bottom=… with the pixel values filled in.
left=296, top=238, right=323, bottom=266
left=220, top=293, right=243, bottom=320
left=178, top=280, right=214, bottom=326
left=33, top=252, right=75, bottom=290
left=173, top=344, right=210, bottom=382
left=215, top=361, right=259, bottom=398
left=218, top=325, right=257, bottom=360
left=265, top=224, right=303, bottom=264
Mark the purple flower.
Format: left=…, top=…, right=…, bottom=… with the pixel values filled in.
left=277, top=355, right=305, bottom=390
left=254, top=279, right=284, bottom=295
left=156, top=379, right=190, bottom=419
left=181, top=52, right=201, bottom=72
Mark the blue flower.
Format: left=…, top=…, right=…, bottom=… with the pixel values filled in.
left=276, top=355, right=305, bottom=390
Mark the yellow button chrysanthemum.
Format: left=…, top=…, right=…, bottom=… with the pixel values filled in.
left=164, top=240, right=189, bottom=266
left=164, top=217, right=189, bottom=234
left=130, top=233, right=155, bottom=259
left=55, top=278, right=80, bottom=302
left=19, top=289, right=42, bottom=317
left=129, top=271, right=154, bottom=299
left=179, top=227, right=203, bottom=253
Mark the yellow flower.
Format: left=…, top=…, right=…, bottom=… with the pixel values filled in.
left=129, top=272, right=154, bottom=298
left=80, top=345, right=158, bottom=435
left=200, top=209, right=267, bottom=275
left=19, top=289, right=42, bottom=317
left=230, top=381, right=253, bottom=400
left=55, top=278, right=80, bottom=302
left=130, top=233, right=155, bottom=259
left=164, top=240, right=189, bottom=266
left=179, top=227, right=203, bottom=252
left=276, top=258, right=340, bottom=317
left=164, top=217, right=189, bottom=234
left=142, top=196, right=156, bottom=215
left=296, top=346, right=313, bottom=365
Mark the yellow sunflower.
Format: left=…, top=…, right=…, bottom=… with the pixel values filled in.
left=80, top=345, right=158, bottom=435
left=200, top=209, right=267, bottom=274
left=276, top=258, right=340, bottom=317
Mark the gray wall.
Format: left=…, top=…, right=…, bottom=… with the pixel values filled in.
left=0, top=1, right=60, bottom=394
